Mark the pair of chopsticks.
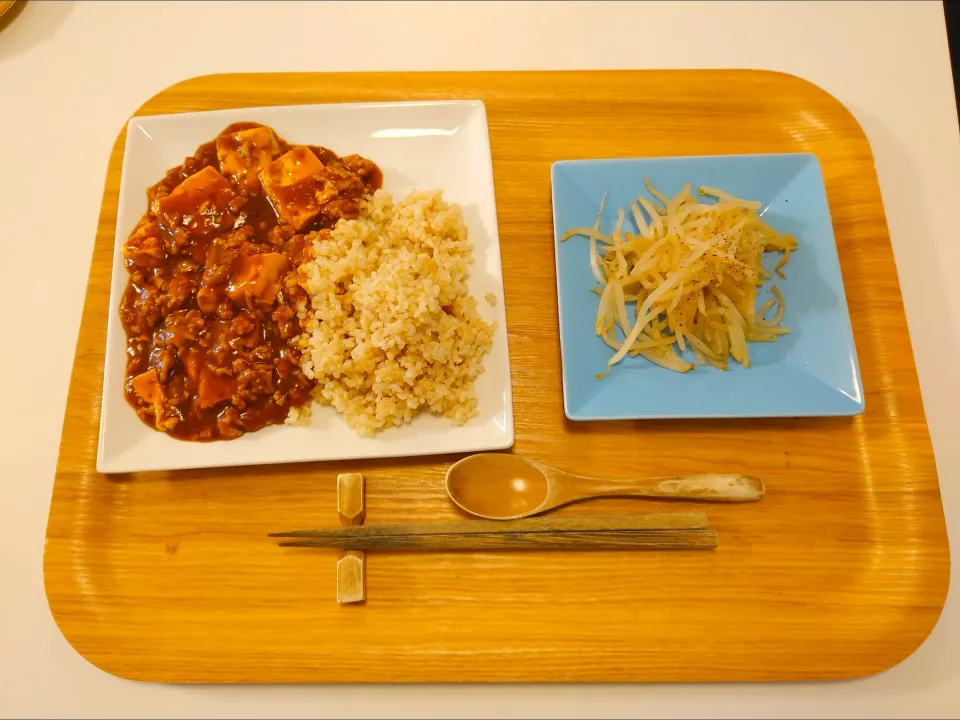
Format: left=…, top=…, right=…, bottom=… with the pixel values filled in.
left=270, top=512, right=717, bottom=551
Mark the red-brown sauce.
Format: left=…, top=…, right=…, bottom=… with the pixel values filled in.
left=119, top=122, right=382, bottom=441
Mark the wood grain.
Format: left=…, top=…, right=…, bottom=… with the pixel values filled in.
left=43, top=71, right=950, bottom=683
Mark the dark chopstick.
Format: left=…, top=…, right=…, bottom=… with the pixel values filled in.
left=277, top=528, right=717, bottom=551
left=270, top=513, right=716, bottom=551
left=270, top=512, right=708, bottom=538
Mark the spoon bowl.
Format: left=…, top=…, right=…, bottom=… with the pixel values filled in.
left=446, top=453, right=764, bottom=520
left=446, top=453, right=551, bottom=519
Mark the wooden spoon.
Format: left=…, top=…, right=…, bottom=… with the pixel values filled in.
left=445, top=453, right=764, bottom=520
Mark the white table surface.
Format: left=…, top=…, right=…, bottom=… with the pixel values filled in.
left=2, top=1, right=958, bottom=717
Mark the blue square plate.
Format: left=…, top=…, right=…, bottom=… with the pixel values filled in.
left=551, top=154, right=863, bottom=421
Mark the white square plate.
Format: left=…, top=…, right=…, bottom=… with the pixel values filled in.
left=98, top=101, right=513, bottom=473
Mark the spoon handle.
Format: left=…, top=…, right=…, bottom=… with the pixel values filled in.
left=575, top=473, right=764, bottom=503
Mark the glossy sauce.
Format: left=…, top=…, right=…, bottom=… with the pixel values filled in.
left=119, top=122, right=382, bottom=441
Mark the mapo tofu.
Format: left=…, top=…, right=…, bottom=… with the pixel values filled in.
left=119, top=122, right=382, bottom=441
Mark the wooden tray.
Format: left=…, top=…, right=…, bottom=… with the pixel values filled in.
left=44, top=71, right=950, bottom=683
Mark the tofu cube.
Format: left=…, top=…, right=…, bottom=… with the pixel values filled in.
left=259, top=147, right=328, bottom=231
left=227, top=251, right=289, bottom=305
left=197, top=369, right=236, bottom=410
left=156, top=166, right=233, bottom=237
left=131, top=368, right=164, bottom=408
left=216, top=125, right=282, bottom=192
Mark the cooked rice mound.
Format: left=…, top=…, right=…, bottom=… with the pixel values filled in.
left=294, top=189, right=494, bottom=436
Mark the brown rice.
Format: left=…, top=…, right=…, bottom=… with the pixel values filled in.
left=292, top=189, right=494, bottom=436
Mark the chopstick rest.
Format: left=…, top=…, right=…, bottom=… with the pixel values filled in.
left=336, top=472, right=366, bottom=605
